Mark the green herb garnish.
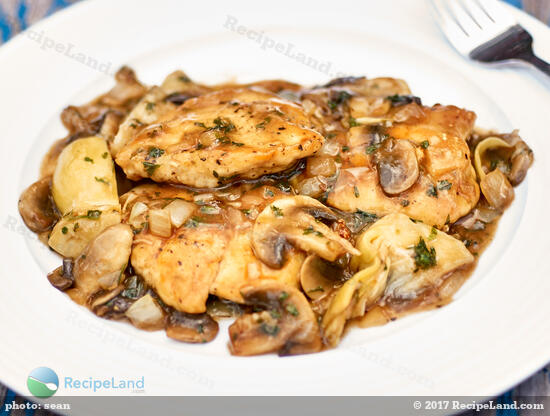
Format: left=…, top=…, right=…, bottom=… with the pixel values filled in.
left=143, top=161, right=160, bottom=176
left=271, top=205, right=283, bottom=217
left=148, top=147, right=165, bottom=158
left=303, top=226, right=323, bottom=237
left=285, top=304, right=299, bottom=316
left=94, top=177, right=109, bottom=185
left=260, top=323, right=280, bottom=336
left=437, top=180, right=452, bottom=191
left=413, top=237, right=437, bottom=269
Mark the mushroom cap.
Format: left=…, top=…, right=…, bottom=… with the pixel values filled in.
left=229, top=281, right=321, bottom=356
left=251, top=196, right=360, bottom=269
left=376, top=138, right=419, bottom=195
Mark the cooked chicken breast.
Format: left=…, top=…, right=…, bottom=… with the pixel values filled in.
left=326, top=104, right=480, bottom=227
left=115, top=88, right=324, bottom=188
left=121, top=184, right=304, bottom=313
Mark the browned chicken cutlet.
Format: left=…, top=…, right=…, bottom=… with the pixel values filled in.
left=115, top=88, right=324, bottom=188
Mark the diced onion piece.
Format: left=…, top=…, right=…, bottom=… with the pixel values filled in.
left=298, top=177, right=324, bottom=198
left=148, top=208, right=172, bottom=237
left=480, top=169, right=514, bottom=210
left=307, top=156, right=337, bottom=177
left=165, top=199, right=195, bottom=228
left=319, top=140, right=341, bottom=157
left=125, top=294, right=165, bottom=330
left=129, top=201, right=148, bottom=227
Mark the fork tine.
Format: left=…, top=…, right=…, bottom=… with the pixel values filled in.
left=459, top=0, right=495, bottom=29
left=430, top=0, right=473, bottom=53
left=476, top=0, right=516, bottom=27
left=430, top=0, right=472, bottom=51
left=446, top=0, right=482, bottom=36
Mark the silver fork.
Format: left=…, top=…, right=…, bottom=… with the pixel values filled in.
left=430, top=0, right=550, bottom=77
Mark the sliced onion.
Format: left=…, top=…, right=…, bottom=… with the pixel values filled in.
left=165, top=199, right=195, bottom=228
left=129, top=201, right=148, bottom=227
left=125, top=294, right=165, bottom=330
left=148, top=208, right=172, bottom=237
left=480, top=169, right=514, bottom=210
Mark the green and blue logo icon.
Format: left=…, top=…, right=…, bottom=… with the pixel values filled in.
left=27, top=367, right=59, bottom=398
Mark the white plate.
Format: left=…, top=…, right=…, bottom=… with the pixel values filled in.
left=1, top=0, right=549, bottom=399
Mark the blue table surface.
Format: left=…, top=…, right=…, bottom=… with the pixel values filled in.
left=0, top=1, right=548, bottom=415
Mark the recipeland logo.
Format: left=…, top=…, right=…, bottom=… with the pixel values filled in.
left=27, top=367, right=59, bottom=398
left=27, top=367, right=145, bottom=396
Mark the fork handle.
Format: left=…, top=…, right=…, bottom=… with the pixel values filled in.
left=519, top=52, right=550, bottom=77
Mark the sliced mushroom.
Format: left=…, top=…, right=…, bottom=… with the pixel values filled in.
left=166, top=311, right=219, bottom=343
left=228, top=281, right=321, bottom=356
left=300, top=255, right=348, bottom=301
left=73, top=224, right=133, bottom=302
left=47, top=258, right=74, bottom=291
left=509, top=142, right=534, bottom=186
left=480, top=169, right=514, bottom=210
left=251, top=196, right=359, bottom=269
left=322, top=255, right=389, bottom=347
left=125, top=294, right=166, bottom=331
left=18, top=177, right=57, bottom=233
left=376, top=138, right=419, bottom=195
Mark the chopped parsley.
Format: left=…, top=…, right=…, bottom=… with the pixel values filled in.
left=308, top=286, right=325, bottom=293
left=285, top=304, right=299, bottom=316
left=303, top=226, right=323, bottom=237
left=342, top=145, right=350, bottom=152
left=420, top=140, right=430, bottom=149
left=231, top=141, right=245, bottom=147
left=184, top=216, right=203, bottom=228
left=279, top=291, right=289, bottom=301
left=143, top=161, right=160, bottom=176
left=145, top=102, right=155, bottom=111
left=437, top=180, right=452, bottom=191
left=413, top=237, right=437, bottom=269
left=401, top=199, right=410, bottom=207
left=355, top=209, right=378, bottom=223
left=354, top=185, right=360, bottom=198
left=327, top=90, right=351, bottom=111
left=73, top=223, right=80, bottom=232
left=71, top=209, right=102, bottom=221
left=260, top=323, right=280, bottom=336
left=85, top=210, right=102, bottom=219
left=271, top=205, right=283, bottom=217
left=148, top=147, right=165, bottom=158
left=428, top=227, right=438, bottom=240
left=61, top=226, right=68, bottom=234
left=427, top=184, right=438, bottom=198
left=94, top=177, right=109, bottom=185
left=84, top=156, right=94, bottom=163
left=264, top=189, right=275, bottom=198
left=270, top=309, right=281, bottom=319
left=256, top=116, right=272, bottom=129
left=348, top=117, right=360, bottom=127
left=102, top=152, right=109, bottom=159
